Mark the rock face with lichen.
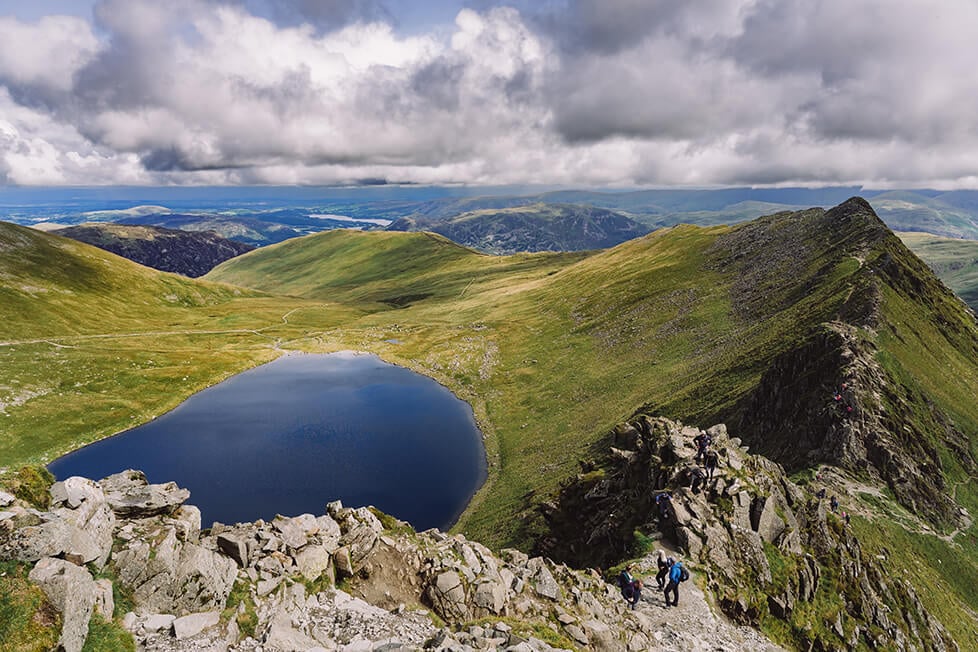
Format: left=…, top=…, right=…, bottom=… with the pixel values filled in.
left=538, top=415, right=958, bottom=651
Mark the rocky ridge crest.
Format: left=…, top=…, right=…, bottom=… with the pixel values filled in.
left=538, top=416, right=957, bottom=651
left=2, top=468, right=775, bottom=652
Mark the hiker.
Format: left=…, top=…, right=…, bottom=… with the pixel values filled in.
left=618, top=565, right=635, bottom=601
left=656, top=552, right=673, bottom=590
left=664, top=559, right=688, bottom=607
left=693, top=432, right=712, bottom=463
left=816, top=488, right=827, bottom=500
left=689, top=466, right=706, bottom=494
left=655, top=492, right=672, bottom=523
left=628, top=579, right=643, bottom=610
left=830, top=495, right=839, bottom=513
left=704, top=449, right=719, bottom=480
left=844, top=511, right=851, bottom=526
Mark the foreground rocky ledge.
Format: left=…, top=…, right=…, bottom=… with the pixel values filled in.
left=1, top=465, right=776, bottom=651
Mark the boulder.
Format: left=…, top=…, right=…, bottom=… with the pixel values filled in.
left=100, top=470, right=189, bottom=518
left=531, top=564, right=561, bottom=601
left=142, top=613, right=176, bottom=632
left=0, top=490, right=14, bottom=507
left=427, top=571, right=468, bottom=620
left=217, top=533, right=250, bottom=567
left=29, top=557, right=97, bottom=652
left=750, top=496, right=786, bottom=544
left=172, top=610, right=220, bottom=639
left=295, top=543, right=331, bottom=582
left=273, top=515, right=309, bottom=549
left=0, top=516, right=74, bottom=562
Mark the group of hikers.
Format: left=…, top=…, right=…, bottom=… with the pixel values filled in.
left=814, top=473, right=852, bottom=526
left=612, top=422, right=859, bottom=611
left=832, top=383, right=856, bottom=417
left=688, top=432, right=719, bottom=494
left=618, top=551, right=690, bottom=610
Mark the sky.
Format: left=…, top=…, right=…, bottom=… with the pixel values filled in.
left=0, top=0, right=977, bottom=188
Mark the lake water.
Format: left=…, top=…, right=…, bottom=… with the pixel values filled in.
left=48, top=352, right=487, bottom=531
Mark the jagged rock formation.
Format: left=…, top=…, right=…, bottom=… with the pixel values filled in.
left=54, top=223, right=254, bottom=277
left=2, top=470, right=779, bottom=651
left=538, top=415, right=958, bottom=651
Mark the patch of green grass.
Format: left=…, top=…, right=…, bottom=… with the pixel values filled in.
left=222, top=580, right=258, bottom=639
left=0, top=560, right=60, bottom=651
left=0, top=466, right=54, bottom=509
left=81, top=614, right=135, bottom=652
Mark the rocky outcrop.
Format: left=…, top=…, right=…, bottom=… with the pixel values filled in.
left=538, top=416, right=958, bottom=652
left=2, top=469, right=783, bottom=651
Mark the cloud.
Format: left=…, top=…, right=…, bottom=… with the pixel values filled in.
left=0, top=0, right=977, bottom=187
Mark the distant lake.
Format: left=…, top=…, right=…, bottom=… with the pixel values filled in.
left=48, top=353, right=487, bottom=531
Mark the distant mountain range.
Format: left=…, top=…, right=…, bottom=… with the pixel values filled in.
left=54, top=223, right=253, bottom=277
left=386, top=203, right=650, bottom=254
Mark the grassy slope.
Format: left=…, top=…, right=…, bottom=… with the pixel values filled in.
left=899, top=231, right=978, bottom=312
left=0, top=222, right=353, bottom=464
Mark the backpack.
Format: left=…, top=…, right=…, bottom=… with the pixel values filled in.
left=618, top=571, right=631, bottom=589
left=679, top=566, right=690, bottom=582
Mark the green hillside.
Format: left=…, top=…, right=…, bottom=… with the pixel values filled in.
left=0, top=222, right=342, bottom=464
left=900, top=231, right=978, bottom=312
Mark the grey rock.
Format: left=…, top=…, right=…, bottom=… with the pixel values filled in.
left=173, top=610, right=220, bottom=639
left=750, top=496, right=786, bottom=544
left=29, top=557, right=96, bottom=652
left=295, top=544, right=332, bottom=582
left=273, top=515, right=309, bottom=549
left=334, top=546, right=354, bottom=578
left=564, top=624, right=589, bottom=646
left=143, top=613, right=177, bottom=632
left=93, top=578, right=114, bottom=619
left=0, top=517, right=74, bottom=562
left=532, top=565, right=561, bottom=601
left=0, top=490, right=15, bottom=507
left=100, top=470, right=190, bottom=518
left=217, top=533, right=250, bottom=567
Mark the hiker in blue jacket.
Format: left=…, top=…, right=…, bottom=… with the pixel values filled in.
left=664, top=560, right=687, bottom=607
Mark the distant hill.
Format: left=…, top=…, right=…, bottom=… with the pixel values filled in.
left=386, top=203, right=650, bottom=254
left=871, top=191, right=978, bottom=239
left=900, top=231, right=978, bottom=312
left=54, top=223, right=254, bottom=277
left=0, top=221, right=253, bottom=340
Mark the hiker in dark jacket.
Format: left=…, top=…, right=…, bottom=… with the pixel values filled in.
left=830, top=495, right=839, bottom=512
left=656, top=552, right=673, bottom=590
left=693, top=433, right=712, bottom=463
left=704, top=449, right=719, bottom=480
left=655, top=492, right=672, bottom=523
left=618, top=565, right=635, bottom=600
left=664, top=560, right=685, bottom=607
left=689, top=466, right=706, bottom=494
left=628, top=579, right=642, bottom=610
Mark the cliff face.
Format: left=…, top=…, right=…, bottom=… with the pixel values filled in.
left=538, top=416, right=958, bottom=652
left=55, top=224, right=254, bottom=277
